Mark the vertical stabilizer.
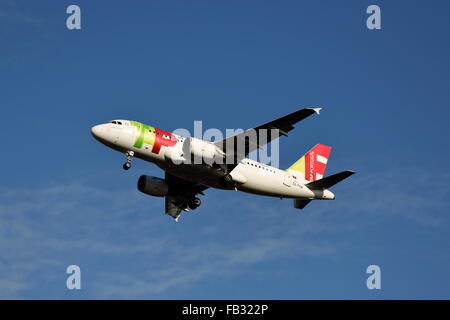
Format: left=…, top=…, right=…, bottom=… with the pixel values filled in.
left=286, top=144, right=331, bottom=182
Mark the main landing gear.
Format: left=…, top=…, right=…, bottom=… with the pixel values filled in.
left=222, top=173, right=233, bottom=183
left=188, top=197, right=201, bottom=210
left=122, top=151, right=134, bottom=170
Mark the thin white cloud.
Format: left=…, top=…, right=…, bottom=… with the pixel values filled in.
left=0, top=180, right=335, bottom=298
left=0, top=167, right=448, bottom=298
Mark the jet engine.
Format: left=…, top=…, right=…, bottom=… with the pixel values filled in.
left=185, top=137, right=225, bottom=163
left=137, top=175, right=169, bottom=197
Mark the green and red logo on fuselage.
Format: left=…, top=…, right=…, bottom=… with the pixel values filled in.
left=131, top=121, right=177, bottom=154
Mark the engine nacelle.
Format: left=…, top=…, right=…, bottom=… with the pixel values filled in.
left=137, top=175, right=169, bottom=197
left=186, top=137, right=225, bottom=163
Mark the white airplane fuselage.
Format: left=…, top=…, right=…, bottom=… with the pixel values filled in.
left=91, top=120, right=335, bottom=201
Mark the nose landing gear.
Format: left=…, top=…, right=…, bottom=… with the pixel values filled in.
left=123, top=151, right=134, bottom=170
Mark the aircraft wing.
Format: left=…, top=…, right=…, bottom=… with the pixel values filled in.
left=214, top=107, right=322, bottom=162
left=164, top=172, right=208, bottom=219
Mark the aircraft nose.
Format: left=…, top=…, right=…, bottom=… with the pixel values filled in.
left=91, top=124, right=108, bottom=141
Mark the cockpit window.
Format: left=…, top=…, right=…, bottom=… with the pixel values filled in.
left=110, top=120, right=123, bottom=125
left=111, top=121, right=117, bottom=124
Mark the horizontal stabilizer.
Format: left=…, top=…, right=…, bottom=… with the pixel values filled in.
left=294, top=199, right=312, bottom=209
left=306, top=170, right=355, bottom=190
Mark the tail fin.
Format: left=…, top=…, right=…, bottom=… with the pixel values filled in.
left=286, top=144, right=331, bottom=182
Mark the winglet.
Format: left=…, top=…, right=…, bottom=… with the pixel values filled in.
left=311, top=107, right=322, bottom=115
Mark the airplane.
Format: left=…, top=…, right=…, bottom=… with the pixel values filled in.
left=91, top=107, right=355, bottom=221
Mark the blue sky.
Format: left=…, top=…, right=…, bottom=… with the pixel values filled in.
left=0, top=0, right=449, bottom=299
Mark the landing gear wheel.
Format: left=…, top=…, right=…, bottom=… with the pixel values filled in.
left=223, top=173, right=233, bottom=183
left=188, top=197, right=201, bottom=210
left=122, top=151, right=134, bottom=171
left=123, top=162, right=131, bottom=170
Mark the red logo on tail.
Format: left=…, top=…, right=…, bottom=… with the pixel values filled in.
left=304, top=144, right=331, bottom=181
